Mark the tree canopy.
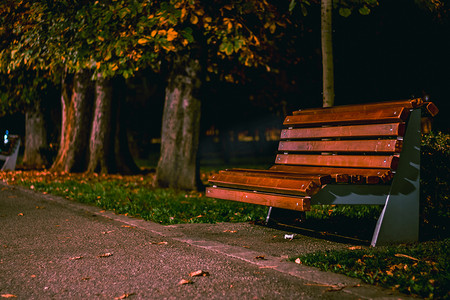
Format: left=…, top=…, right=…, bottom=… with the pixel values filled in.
left=1, top=0, right=293, bottom=82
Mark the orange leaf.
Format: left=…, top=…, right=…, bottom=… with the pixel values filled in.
left=178, top=279, right=193, bottom=285
left=1, top=295, right=17, bottom=298
left=348, top=246, right=362, bottom=250
left=121, top=225, right=135, bottom=228
left=166, top=28, right=178, bottom=42
left=138, top=38, right=149, bottom=45
left=114, top=293, right=135, bottom=299
left=189, top=270, right=209, bottom=277
left=69, top=256, right=83, bottom=260
left=394, top=253, right=419, bottom=261
left=190, top=15, right=198, bottom=24
left=97, top=252, right=113, bottom=258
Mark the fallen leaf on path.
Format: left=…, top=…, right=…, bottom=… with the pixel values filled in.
left=189, top=270, right=209, bottom=277
left=1, top=295, right=17, bottom=298
left=326, top=286, right=345, bottom=292
left=69, top=256, right=83, bottom=260
left=102, top=230, right=114, bottom=234
left=97, top=253, right=113, bottom=258
left=121, top=225, right=135, bottom=228
left=114, top=293, right=135, bottom=299
left=149, top=241, right=168, bottom=245
left=255, top=255, right=266, bottom=260
left=17, top=213, right=23, bottom=216
left=178, top=279, right=193, bottom=285
left=81, top=277, right=91, bottom=281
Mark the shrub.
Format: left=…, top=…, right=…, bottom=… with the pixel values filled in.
left=420, top=131, right=450, bottom=240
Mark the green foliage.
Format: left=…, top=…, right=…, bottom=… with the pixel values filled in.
left=292, top=239, right=450, bottom=299
left=1, top=0, right=291, bottom=81
left=421, top=132, right=450, bottom=240
left=0, top=69, right=58, bottom=116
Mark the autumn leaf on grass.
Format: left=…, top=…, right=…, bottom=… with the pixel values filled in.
left=97, top=252, right=113, bottom=258
left=394, top=253, right=419, bottom=261
left=178, top=279, right=193, bottom=285
left=1, top=295, right=17, bottom=298
left=189, top=270, right=209, bottom=277
left=114, top=293, right=135, bottom=299
left=348, top=246, right=362, bottom=250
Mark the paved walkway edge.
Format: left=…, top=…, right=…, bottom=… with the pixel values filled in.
left=7, top=183, right=412, bottom=300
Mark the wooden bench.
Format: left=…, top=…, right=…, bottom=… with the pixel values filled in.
left=0, top=135, right=20, bottom=171
left=206, top=99, right=439, bottom=246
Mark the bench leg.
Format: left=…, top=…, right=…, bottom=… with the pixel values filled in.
left=371, top=109, right=421, bottom=246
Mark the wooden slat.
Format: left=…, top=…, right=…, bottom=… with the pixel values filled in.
left=292, top=99, right=423, bottom=116
left=209, top=173, right=319, bottom=196
left=280, top=123, right=406, bottom=140
left=220, top=168, right=332, bottom=185
left=269, top=165, right=349, bottom=183
left=275, top=154, right=399, bottom=169
left=278, top=139, right=402, bottom=153
left=284, top=107, right=409, bottom=127
left=269, top=165, right=393, bottom=184
left=206, top=187, right=311, bottom=211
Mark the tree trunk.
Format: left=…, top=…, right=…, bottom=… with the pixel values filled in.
left=156, top=55, right=202, bottom=190
left=87, top=73, right=113, bottom=174
left=23, top=102, right=47, bottom=168
left=51, top=68, right=94, bottom=172
left=321, top=0, right=335, bottom=107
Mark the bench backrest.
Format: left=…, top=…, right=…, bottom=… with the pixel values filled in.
left=270, top=98, right=438, bottom=184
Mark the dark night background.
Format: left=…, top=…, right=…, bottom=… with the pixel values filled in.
left=1, top=0, right=448, bottom=162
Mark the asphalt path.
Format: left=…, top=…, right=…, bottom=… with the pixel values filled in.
left=0, top=182, right=415, bottom=299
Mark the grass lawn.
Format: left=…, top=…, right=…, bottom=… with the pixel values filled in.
left=1, top=169, right=448, bottom=299
left=291, top=239, right=450, bottom=299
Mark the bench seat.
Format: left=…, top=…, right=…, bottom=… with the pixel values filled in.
left=206, top=98, right=438, bottom=246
